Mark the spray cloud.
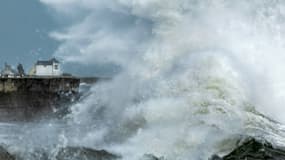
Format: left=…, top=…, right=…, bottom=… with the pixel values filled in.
left=40, top=0, right=285, bottom=159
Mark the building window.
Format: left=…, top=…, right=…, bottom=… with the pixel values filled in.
left=54, top=65, right=58, bottom=70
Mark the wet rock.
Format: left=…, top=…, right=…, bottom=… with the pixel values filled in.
left=140, top=154, right=166, bottom=160
left=210, top=138, right=285, bottom=160
left=15, top=149, right=49, bottom=160
left=209, top=154, right=222, bottom=160
left=0, top=146, right=15, bottom=160
left=55, top=146, right=120, bottom=160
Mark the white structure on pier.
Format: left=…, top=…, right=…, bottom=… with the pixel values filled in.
left=1, top=63, right=17, bottom=77
left=31, top=58, right=62, bottom=76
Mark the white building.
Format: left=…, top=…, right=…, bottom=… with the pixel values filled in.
left=33, top=58, right=62, bottom=76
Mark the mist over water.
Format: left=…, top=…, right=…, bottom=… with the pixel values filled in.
left=2, top=0, right=285, bottom=160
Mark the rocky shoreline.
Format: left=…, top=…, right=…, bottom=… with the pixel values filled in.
left=1, top=138, right=285, bottom=160
left=0, top=146, right=119, bottom=160
left=210, top=138, right=285, bottom=160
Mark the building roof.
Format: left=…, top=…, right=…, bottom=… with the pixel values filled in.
left=36, top=58, right=60, bottom=65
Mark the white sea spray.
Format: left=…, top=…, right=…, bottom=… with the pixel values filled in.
left=3, top=0, right=285, bottom=159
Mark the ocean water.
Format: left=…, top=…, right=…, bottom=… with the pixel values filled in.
left=2, top=0, right=285, bottom=159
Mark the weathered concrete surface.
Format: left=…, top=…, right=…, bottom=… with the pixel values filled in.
left=0, top=77, right=80, bottom=121
left=210, top=138, right=285, bottom=160
left=0, top=77, right=79, bottom=93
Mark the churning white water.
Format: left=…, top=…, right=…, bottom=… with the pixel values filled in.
left=2, top=0, right=285, bottom=160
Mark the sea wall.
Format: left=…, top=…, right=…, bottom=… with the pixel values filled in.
left=0, top=77, right=79, bottom=93
left=79, top=77, right=111, bottom=84
left=0, top=77, right=80, bottom=121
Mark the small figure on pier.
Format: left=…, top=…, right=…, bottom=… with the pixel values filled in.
left=17, top=63, right=25, bottom=77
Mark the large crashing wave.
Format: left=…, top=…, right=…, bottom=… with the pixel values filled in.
left=39, top=0, right=285, bottom=159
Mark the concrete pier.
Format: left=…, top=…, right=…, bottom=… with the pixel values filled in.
left=0, top=76, right=80, bottom=121
left=0, top=76, right=80, bottom=93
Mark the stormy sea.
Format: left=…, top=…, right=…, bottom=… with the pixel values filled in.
left=2, top=0, right=285, bottom=159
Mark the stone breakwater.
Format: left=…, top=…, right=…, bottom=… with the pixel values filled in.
left=0, top=145, right=119, bottom=160
left=0, top=77, right=80, bottom=121
left=210, top=138, right=285, bottom=160
left=0, top=137, right=283, bottom=160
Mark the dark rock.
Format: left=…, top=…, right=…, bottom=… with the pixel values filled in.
left=209, top=154, right=222, bottom=160
left=0, top=146, right=15, bottom=160
left=140, top=154, right=166, bottom=160
left=55, top=146, right=120, bottom=160
left=15, top=149, right=49, bottom=160
left=210, top=138, right=285, bottom=160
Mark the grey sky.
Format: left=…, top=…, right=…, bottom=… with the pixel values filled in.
left=0, top=0, right=58, bottom=72
left=0, top=0, right=117, bottom=77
